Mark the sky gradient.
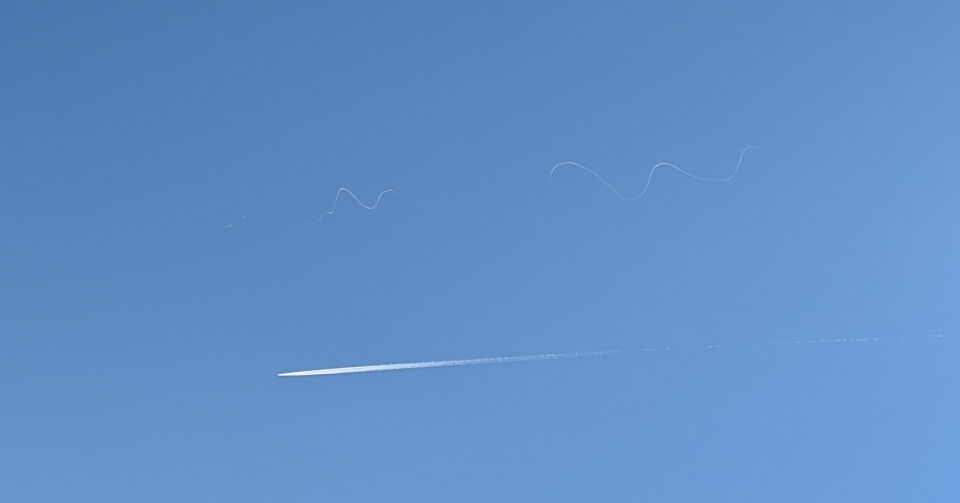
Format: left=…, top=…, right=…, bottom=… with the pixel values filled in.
left=2, top=1, right=959, bottom=501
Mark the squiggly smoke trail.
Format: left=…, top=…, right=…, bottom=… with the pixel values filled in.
left=549, top=145, right=759, bottom=201
left=277, top=333, right=947, bottom=377
left=317, top=187, right=397, bottom=222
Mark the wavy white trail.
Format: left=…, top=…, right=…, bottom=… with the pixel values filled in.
left=317, top=187, right=397, bottom=222
left=549, top=145, right=759, bottom=201
left=277, top=333, right=947, bottom=377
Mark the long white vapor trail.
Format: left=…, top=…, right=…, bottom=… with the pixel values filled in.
left=317, top=187, right=397, bottom=222
left=548, top=145, right=759, bottom=201
left=277, top=333, right=947, bottom=377
left=278, top=350, right=620, bottom=376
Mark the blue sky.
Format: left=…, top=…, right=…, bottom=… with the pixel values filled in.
left=2, top=1, right=958, bottom=500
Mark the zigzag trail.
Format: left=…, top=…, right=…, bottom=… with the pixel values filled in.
left=549, top=145, right=759, bottom=201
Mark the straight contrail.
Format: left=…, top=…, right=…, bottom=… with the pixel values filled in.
left=277, top=350, right=620, bottom=376
left=277, top=333, right=947, bottom=377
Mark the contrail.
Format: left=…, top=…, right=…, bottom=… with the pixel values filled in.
left=317, top=187, right=398, bottom=222
left=278, top=350, right=619, bottom=377
left=548, top=145, right=758, bottom=201
left=277, top=333, right=947, bottom=377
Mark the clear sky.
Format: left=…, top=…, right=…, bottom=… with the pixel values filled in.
left=2, top=1, right=958, bottom=501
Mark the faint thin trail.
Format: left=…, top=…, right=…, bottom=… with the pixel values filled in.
left=316, top=187, right=398, bottom=222
left=278, top=333, right=948, bottom=377
left=212, top=215, right=255, bottom=229
left=549, top=145, right=759, bottom=201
